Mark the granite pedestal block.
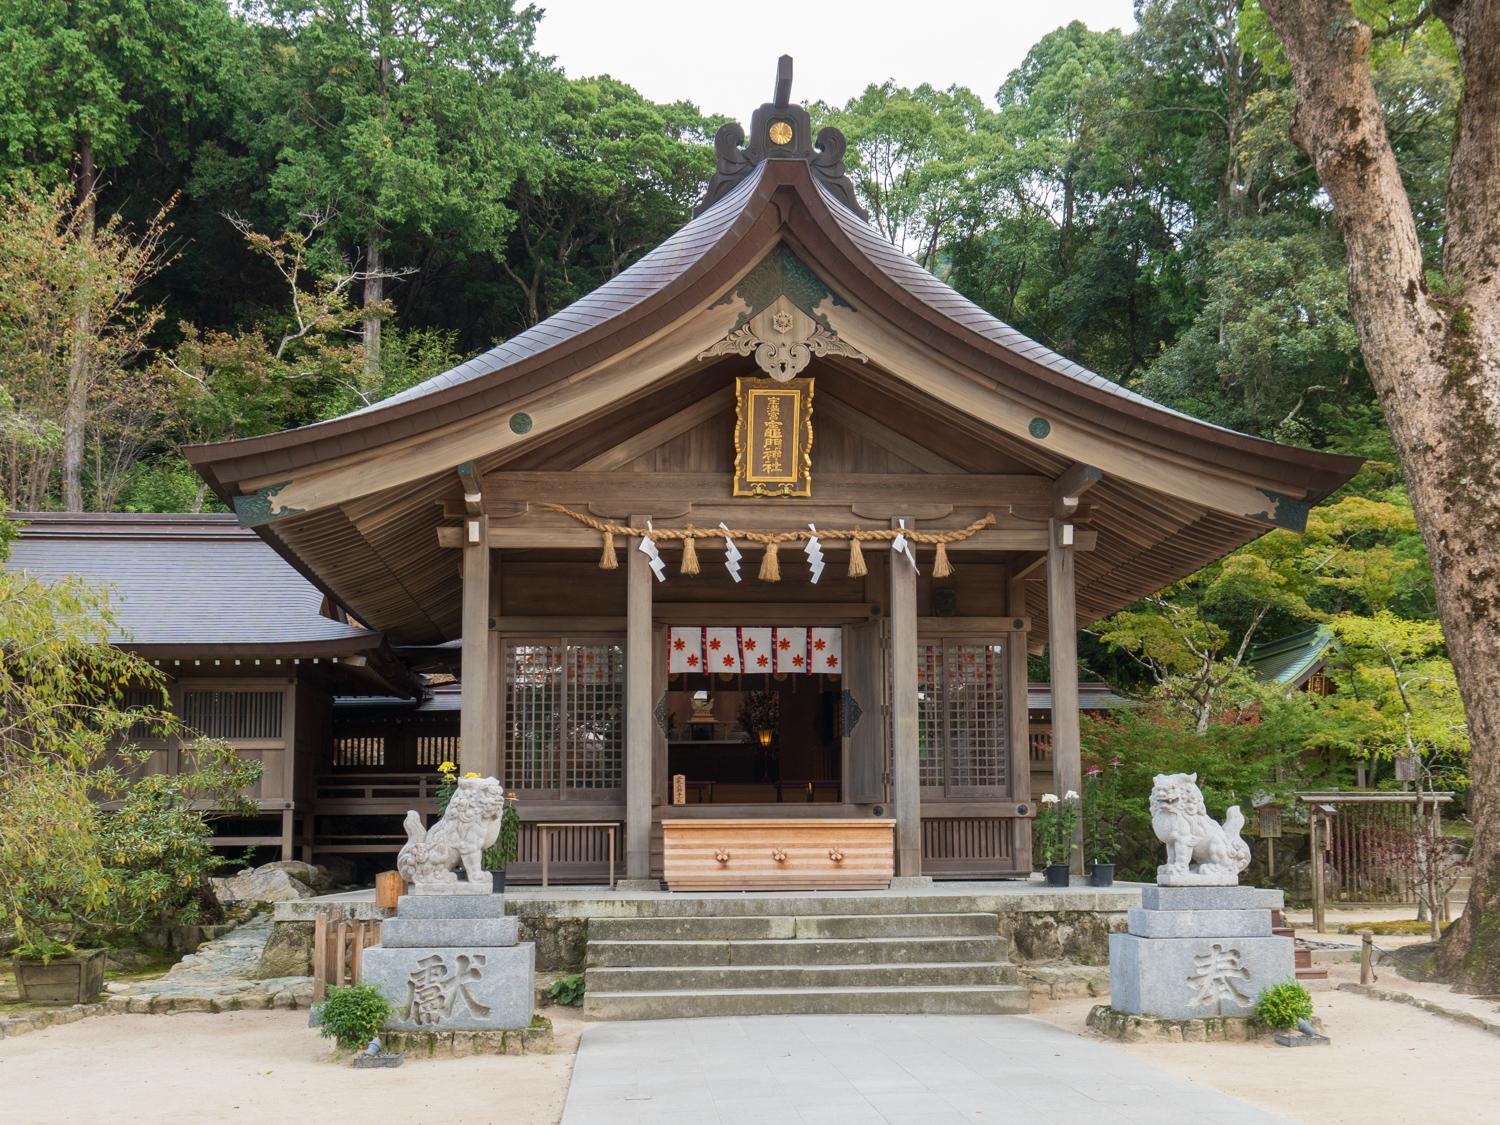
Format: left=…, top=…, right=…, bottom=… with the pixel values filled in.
left=361, top=891, right=536, bottom=1033
left=395, top=894, right=509, bottom=919
left=1109, top=884, right=1294, bottom=1020
left=380, top=916, right=520, bottom=948
left=363, top=942, right=535, bottom=1030
left=1125, top=908, right=1271, bottom=939
left=1140, top=886, right=1284, bottom=912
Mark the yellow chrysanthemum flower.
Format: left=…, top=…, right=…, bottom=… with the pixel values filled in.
left=463, top=771, right=479, bottom=779
left=437, top=761, right=457, bottom=774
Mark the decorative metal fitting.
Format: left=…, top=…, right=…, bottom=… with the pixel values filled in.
left=714, top=849, right=730, bottom=864
left=771, top=848, right=788, bottom=863
left=828, top=848, right=844, bottom=863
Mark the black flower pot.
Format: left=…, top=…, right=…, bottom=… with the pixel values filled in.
left=1044, top=864, right=1070, bottom=887
left=490, top=868, right=507, bottom=893
left=1088, top=863, right=1115, bottom=887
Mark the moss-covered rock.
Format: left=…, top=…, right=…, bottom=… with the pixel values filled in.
left=252, top=921, right=314, bottom=979
left=1007, top=910, right=1127, bottom=965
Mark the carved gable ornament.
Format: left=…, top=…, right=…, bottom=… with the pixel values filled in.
left=699, top=245, right=867, bottom=381
left=702, top=293, right=863, bottom=381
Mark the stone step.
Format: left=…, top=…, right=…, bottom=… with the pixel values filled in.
left=586, top=934, right=1007, bottom=968
left=588, top=960, right=1018, bottom=993
left=584, top=983, right=1030, bottom=1020
left=587, top=912, right=998, bottom=942
left=793, top=913, right=998, bottom=939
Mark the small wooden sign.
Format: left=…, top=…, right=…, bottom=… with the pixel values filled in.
left=672, top=773, right=687, bottom=805
left=733, top=376, right=813, bottom=496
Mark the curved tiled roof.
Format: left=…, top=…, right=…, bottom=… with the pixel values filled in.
left=349, top=168, right=770, bottom=416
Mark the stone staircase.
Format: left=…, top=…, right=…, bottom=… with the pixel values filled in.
left=1272, top=909, right=1328, bottom=985
left=583, top=906, right=1028, bottom=1019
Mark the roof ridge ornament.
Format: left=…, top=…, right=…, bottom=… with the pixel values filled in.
left=694, top=55, right=868, bottom=220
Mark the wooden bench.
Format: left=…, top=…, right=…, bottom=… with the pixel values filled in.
left=538, top=821, right=619, bottom=889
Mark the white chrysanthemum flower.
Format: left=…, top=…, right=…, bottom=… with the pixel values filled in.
left=1041, top=792, right=1059, bottom=804
left=1064, top=789, right=1079, bottom=801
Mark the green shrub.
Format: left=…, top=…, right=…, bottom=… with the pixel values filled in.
left=484, top=801, right=521, bottom=870
left=316, top=984, right=393, bottom=1053
left=546, top=973, right=585, bottom=1007
left=93, top=739, right=260, bottom=934
left=1254, top=981, right=1314, bottom=1029
left=14, top=934, right=76, bottom=963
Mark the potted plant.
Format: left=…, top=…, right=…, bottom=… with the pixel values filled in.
left=12, top=933, right=107, bottom=1005
left=1034, top=791, right=1079, bottom=886
left=485, top=793, right=521, bottom=892
left=1083, top=761, right=1124, bottom=887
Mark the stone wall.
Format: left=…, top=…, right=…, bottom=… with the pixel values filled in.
left=271, top=885, right=1139, bottom=974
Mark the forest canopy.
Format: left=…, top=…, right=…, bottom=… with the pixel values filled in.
left=0, top=0, right=1469, bottom=794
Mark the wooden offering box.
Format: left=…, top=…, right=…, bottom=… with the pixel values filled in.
left=662, top=819, right=895, bottom=891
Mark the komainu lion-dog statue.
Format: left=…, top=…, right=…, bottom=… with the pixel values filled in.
left=1149, top=772, right=1251, bottom=886
left=397, top=775, right=508, bottom=888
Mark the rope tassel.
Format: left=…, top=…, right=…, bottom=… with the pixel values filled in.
left=933, top=540, right=953, bottom=579
left=758, top=541, right=781, bottom=582
left=681, top=531, right=700, bottom=576
left=599, top=530, right=618, bottom=570
left=847, top=534, right=867, bottom=578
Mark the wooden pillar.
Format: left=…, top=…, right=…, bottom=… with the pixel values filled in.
left=625, top=520, right=654, bottom=880
left=487, top=551, right=503, bottom=784
left=1046, top=517, right=1083, bottom=873
left=460, top=513, right=496, bottom=777
left=1007, top=571, right=1033, bottom=871
left=889, top=518, right=921, bottom=877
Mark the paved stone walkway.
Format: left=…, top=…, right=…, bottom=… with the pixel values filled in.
left=561, top=1014, right=1287, bottom=1125
left=118, top=915, right=311, bottom=1013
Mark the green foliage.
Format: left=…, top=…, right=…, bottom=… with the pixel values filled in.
left=1033, top=791, right=1080, bottom=868
left=93, top=740, right=261, bottom=933
left=1083, top=764, right=1128, bottom=864
left=484, top=802, right=521, bottom=870
left=13, top=933, right=77, bottom=963
left=1081, top=700, right=1320, bottom=880
left=316, top=984, right=393, bottom=1053
left=545, top=973, right=585, bottom=1007
left=1253, top=980, right=1314, bottom=1029
left=0, top=558, right=259, bottom=946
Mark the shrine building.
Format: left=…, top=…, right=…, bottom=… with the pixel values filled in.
left=178, top=61, right=1361, bottom=887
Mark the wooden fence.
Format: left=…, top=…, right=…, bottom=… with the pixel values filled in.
left=312, top=911, right=384, bottom=1001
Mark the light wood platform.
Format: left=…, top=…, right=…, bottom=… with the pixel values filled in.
left=662, top=818, right=895, bottom=891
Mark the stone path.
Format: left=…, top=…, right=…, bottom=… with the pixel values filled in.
left=117, top=914, right=311, bottom=1013
left=561, top=1014, right=1287, bottom=1125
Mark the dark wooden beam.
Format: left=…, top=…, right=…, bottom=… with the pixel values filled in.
left=457, top=461, right=484, bottom=516
left=1053, top=462, right=1103, bottom=518
left=469, top=472, right=1054, bottom=508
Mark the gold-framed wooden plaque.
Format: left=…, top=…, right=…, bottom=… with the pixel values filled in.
left=733, top=376, right=813, bottom=496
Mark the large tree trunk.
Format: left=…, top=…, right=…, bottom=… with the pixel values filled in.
left=1260, top=0, right=1500, bottom=992
left=62, top=141, right=97, bottom=513
left=363, top=228, right=382, bottom=379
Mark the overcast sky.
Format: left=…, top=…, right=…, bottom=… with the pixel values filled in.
left=532, top=0, right=1139, bottom=117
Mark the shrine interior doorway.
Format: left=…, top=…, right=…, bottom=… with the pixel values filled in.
left=663, top=674, right=843, bottom=805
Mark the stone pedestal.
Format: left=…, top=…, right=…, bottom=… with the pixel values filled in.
left=1108, top=886, right=1294, bottom=1019
left=362, top=894, right=536, bottom=1032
